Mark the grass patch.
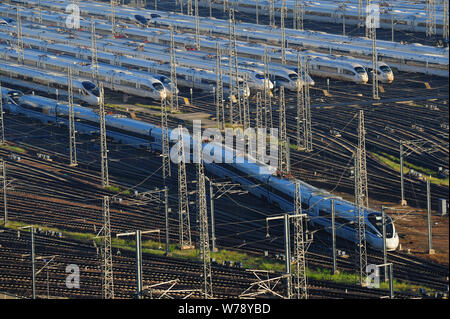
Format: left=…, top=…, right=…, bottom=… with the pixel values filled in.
left=104, top=185, right=132, bottom=196
left=371, top=151, right=449, bottom=187
left=0, top=144, right=26, bottom=154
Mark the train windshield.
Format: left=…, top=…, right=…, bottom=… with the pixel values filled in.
left=159, top=77, right=171, bottom=84
left=153, top=82, right=164, bottom=91
left=289, top=73, right=299, bottom=81
left=368, top=213, right=394, bottom=237
left=354, top=67, right=366, bottom=74
left=82, top=81, right=100, bottom=97
left=255, top=74, right=265, bottom=79
left=380, top=65, right=391, bottom=73
left=135, top=15, right=148, bottom=24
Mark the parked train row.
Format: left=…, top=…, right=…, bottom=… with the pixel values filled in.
left=9, top=0, right=446, bottom=77
left=192, top=0, right=447, bottom=36
left=1, top=5, right=376, bottom=84
left=1, top=86, right=400, bottom=251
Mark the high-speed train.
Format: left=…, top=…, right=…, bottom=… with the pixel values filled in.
left=2, top=2, right=371, bottom=84
left=2, top=87, right=399, bottom=251
left=0, top=61, right=100, bottom=105
left=194, top=0, right=447, bottom=36
left=0, top=44, right=168, bottom=101
left=18, top=0, right=445, bottom=77
left=0, top=27, right=250, bottom=98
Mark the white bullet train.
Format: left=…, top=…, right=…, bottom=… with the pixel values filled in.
left=0, top=44, right=168, bottom=101
left=2, top=2, right=371, bottom=84
left=8, top=0, right=447, bottom=78
left=17, top=0, right=445, bottom=77
left=194, top=0, right=446, bottom=36
left=2, top=87, right=400, bottom=251
left=0, top=27, right=250, bottom=98
left=0, top=61, right=100, bottom=105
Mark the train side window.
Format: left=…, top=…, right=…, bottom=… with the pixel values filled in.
left=343, top=69, right=355, bottom=75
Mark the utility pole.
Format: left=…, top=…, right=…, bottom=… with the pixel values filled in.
left=266, top=211, right=309, bottom=299
left=444, top=0, right=449, bottom=41
left=255, top=0, right=259, bottom=24
left=194, top=0, right=200, bottom=50
left=16, top=6, right=24, bottom=65
left=0, top=83, right=5, bottom=145
left=281, top=0, right=286, bottom=65
left=187, top=0, right=193, bottom=16
left=195, top=132, right=213, bottom=299
left=263, top=46, right=272, bottom=131
left=269, top=0, right=275, bottom=27
left=91, top=19, right=99, bottom=83
left=67, top=68, right=77, bottom=167
left=216, top=42, right=225, bottom=130
left=242, top=85, right=250, bottom=130
left=111, top=0, right=117, bottom=37
left=381, top=206, right=387, bottom=282
left=293, top=181, right=308, bottom=299
left=256, top=91, right=263, bottom=130
left=177, top=125, right=192, bottom=249
left=117, top=229, right=160, bottom=298
left=99, top=84, right=109, bottom=188
left=297, top=56, right=313, bottom=152
left=228, top=8, right=242, bottom=126
left=161, top=97, right=171, bottom=182
left=367, top=1, right=379, bottom=100
left=278, top=87, right=289, bottom=176
left=426, top=0, right=436, bottom=37
left=358, top=0, right=364, bottom=28
left=294, top=0, right=304, bottom=30
left=331, top=199, right=337, bottom=274
left=426, top=179, right=434, bottom=254
left=1, top=160, right=7, bottom=226
left=399, top=141, right=406, bottom=206
left=354, top=110, right=368, bottom=286
left=20, top=226, right=36, bottom=299
left=169, top=26, right=179, bottom=112
left=38, top=0, right=42, bottom=24
left=101, top=196, right=114, bottom=299
left=340, top=2, right=346, bottom=36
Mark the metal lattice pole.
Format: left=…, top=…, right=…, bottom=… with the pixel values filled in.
left=195, top=132, right=213, bottom=299
left=358, top=0, right=364, bottom=28
left=256, top=91, right=263, bottom=130
left=228, top=8, right=242, bottom=126
left=298, top=57, right=313, bottom=152
left=99, top=84, right=109, bottom=188
left=16, top=6, right=24, bottom=65
left=294, top=0, right=304, bottom=30
left=293, top=181, right=308, bottom=299
left=444, top=0, right=449, bottom=40
left=102, top=196, right=114, bottom=299
left=426, top=0, right=437, bottom=36
left=263, top=46, right=273, bottom=131
left=0, top=83, right=5, bottom=145
left=354, top=110, right=368, bottom=286
left=161, top=98, right=171, bottom=181
left=278, top=87, right=289, bottom=176
left=1, top=159, right=7, bottom=226
left=281, top=0, right=287, bottom=65
left=368, top=2, right=379, bottom=100
left=38, top=0, right=42, bottom=24
left=91, top=19, right=99, bottom=83
left=169, top=26, right=179, bottom=112
left=195, top=0, right=200, bottom=50
left=269, top=0, right=275, bottom=27
left=187, top=0, right=193, bottom=15
left=111, top=0, right=117, bottom=37
left=67, top=68, right=77, bottom=167
left=216, top=42, right=225, bottom=130
left=255, top=0, right=259, bottom=24
left=177, top=125, right=192, bottom=249
left=242, top=85, right=250, bottom=130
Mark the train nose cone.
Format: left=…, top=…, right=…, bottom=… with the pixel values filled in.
left=386, top=233, right=399, bottom=251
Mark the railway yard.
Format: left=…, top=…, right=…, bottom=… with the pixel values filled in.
left=0, top=0, right=448, bottom=301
